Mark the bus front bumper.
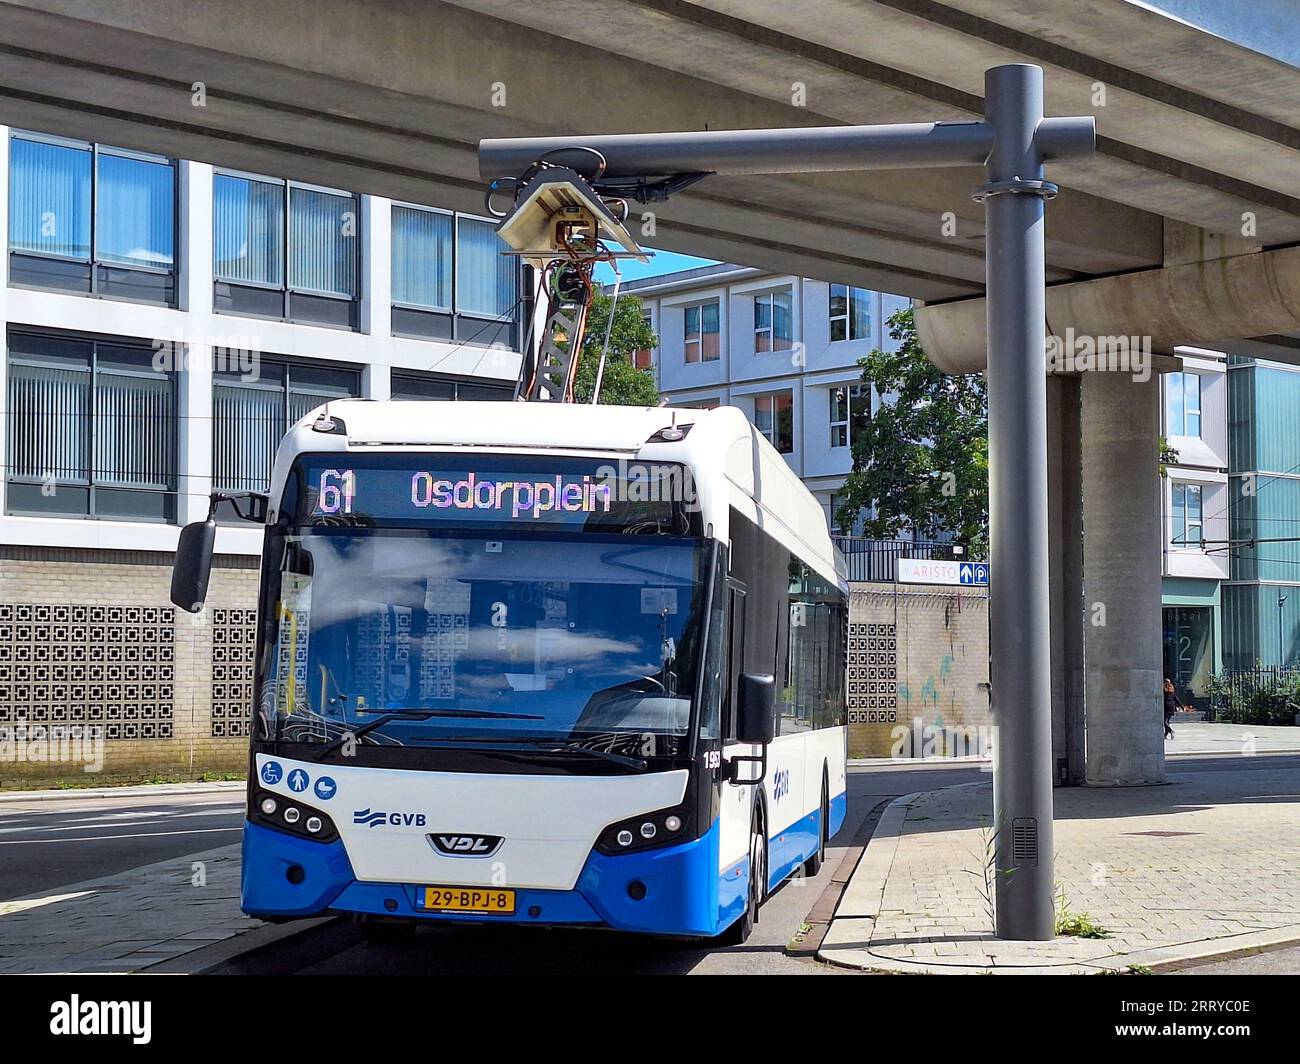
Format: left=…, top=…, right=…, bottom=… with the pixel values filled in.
left=241, top=819, right=745, bottom=938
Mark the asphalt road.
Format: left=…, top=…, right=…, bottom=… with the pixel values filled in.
left=0, top=791, right=245, bottom=898
left=5, top=757, right=1295, bottom=974
left=209, top=761, right=987, bottom=975
left=1174, top=943, right=1300, bottom=975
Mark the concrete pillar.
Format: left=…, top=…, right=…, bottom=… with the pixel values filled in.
left=1047, top=374, right=1086, bottom=784
left=1081, top=369, right=1165, bottom=785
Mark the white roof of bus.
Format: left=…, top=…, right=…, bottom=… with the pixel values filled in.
left=295, top=398, right=698, bottom=452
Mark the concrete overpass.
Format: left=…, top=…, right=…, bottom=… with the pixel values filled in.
left=1, top=0, right=1297, bottom=784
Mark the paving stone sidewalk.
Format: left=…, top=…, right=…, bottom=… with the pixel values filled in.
left=820, top=759, right=1300, bottom=974
left=0, top=842, right=261, bottom=974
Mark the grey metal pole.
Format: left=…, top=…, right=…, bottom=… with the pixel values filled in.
left=981, top=63, right=1056, bottom=940
left=480, top=121, right=996, bottom=179
left=1280, top=595, right=1287, bottom=666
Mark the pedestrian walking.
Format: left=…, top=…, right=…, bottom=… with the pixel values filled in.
left=1163, top=677, right=1185, bottom=739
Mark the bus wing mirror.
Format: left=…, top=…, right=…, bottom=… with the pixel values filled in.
left=171, top=518, right=216, bottom=613
left=736, top=673, right=777, bottom=745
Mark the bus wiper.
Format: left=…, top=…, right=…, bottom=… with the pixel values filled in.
left=311, top=708, right=545, bottom=761
left=410, top=735, right=648, bottom=771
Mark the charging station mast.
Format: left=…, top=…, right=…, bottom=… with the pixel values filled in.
left=480, top=64, right=1093, bottom=940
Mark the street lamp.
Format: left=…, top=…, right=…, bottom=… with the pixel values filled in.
left=1279, top=594, right=1288, bottom=669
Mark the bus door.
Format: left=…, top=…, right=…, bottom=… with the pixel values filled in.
left=719, top=579, right=754, bottom=881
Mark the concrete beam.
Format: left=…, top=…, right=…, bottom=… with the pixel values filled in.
left=916, top=243, right=1300, bottom=373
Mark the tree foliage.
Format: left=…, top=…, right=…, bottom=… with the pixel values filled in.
left=835, top=307, right=989, bottom=552
left=572, top=292, right=661, bottom=406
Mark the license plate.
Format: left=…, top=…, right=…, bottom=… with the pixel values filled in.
left=420, top=886, right=516, bottom=914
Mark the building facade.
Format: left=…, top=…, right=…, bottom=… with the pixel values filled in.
left=1160, top=348, right=1230, bottom=707
left=1224, top=354, right=1300, bottom=670
left=0, top=126, right=521, bottom=784
left=619, top=263, right=912, bottom=529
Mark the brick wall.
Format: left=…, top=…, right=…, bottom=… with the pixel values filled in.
left=847, top=582, right=990, bottom=758
left=0, top=546, right=257, bottom=788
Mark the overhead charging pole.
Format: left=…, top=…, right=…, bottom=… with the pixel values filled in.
left=480, top=63, right=1093, bottom=940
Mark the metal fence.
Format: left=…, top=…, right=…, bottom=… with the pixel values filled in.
left=831, top=536, right=957, bottom=584
left=1209, top=665, right=1300, bottom=725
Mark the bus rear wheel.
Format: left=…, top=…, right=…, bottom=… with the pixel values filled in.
left=803, top=775, right=829, bottom=876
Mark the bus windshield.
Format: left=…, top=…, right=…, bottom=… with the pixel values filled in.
left=258, top=527, right=707, bottom=758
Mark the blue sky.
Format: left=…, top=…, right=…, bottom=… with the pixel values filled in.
left=593, top=249, right=717, bottom=286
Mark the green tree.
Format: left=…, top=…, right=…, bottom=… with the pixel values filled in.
left=572, top=292, right=661, bottom=406
left=835, top=307, right=989, bottom=552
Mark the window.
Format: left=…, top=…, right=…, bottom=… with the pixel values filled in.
left=829, top=283, right=872, bottom=342
left=390, top=372, right=513, bottom=402
left=212, top=360, right=359, bottom=495
left=830, top=384, right=870, bottom=448
left=5, top=330, right=176, bottom=520
left=753, top=392, right=794, bottom=454
left=213, top=173, right=359, bottom=328
left=784, top=558, right=847, bottom=731
left=390, top=206, right=519, bottom=346
left=1168, top=372, right=1202, bottom=438
left=633, top=313, right=654, bottom=370
left=1171, top=482, right=1203, bottom=548
left=8, top=132, right=176, bottom=304
left=684, top=301, right=720, bottom=363
left=754, top=290, right=792, bottom=353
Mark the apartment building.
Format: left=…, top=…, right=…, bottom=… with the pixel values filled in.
left=618, top=263, right=912, bottom=529
left=1160, top=349, right=1230, bottom=706
left=0, top=127, right=521, bottom=781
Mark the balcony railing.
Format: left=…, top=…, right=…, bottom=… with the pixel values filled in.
left=831, top=536, right=958, bottom=583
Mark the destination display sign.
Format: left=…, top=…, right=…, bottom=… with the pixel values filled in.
left=295, top=456, right=696, bottom=532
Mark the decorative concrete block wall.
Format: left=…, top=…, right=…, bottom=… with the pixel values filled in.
left=0, top=546, right=257, bottom=787
left=847, top=582, right=991, bottom=758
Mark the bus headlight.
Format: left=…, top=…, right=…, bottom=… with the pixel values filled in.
left=596, top=806, right=692, bottom=855
left=251, top=790, right=338, bottom=842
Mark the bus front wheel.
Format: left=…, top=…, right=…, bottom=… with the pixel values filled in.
left=723, top=805, right=767, bottom=945
left=355, top=915, right=416, bottom=944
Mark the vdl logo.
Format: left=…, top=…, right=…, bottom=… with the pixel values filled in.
left=772, top=768, right=790, bottom=802
left=429, top=833, right=504, bottom=857
left=353, top=808, right=427, bottom=829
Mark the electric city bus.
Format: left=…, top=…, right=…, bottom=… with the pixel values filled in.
left=172, top=399, right=848, bottom=941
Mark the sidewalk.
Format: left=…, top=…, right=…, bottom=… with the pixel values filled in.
left=849, top=720, right=1300, bottom=767
left=0, top=842, right=272, bottom=974
left=820, top=756, right=1300, bottom=973
left=0, top=780, right=246, bottom=803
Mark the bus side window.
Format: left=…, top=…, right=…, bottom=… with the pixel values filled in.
left=698, top=605, right=725, bottom=740
left=725, top=585, right=746, bottom=739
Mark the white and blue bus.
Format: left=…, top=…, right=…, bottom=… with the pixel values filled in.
left=173, top=400, right=848, bottom=941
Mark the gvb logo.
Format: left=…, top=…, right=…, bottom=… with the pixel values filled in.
left=353, top=808, right=426, bottom=828
left=772, top=768, right=790, bottom=802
